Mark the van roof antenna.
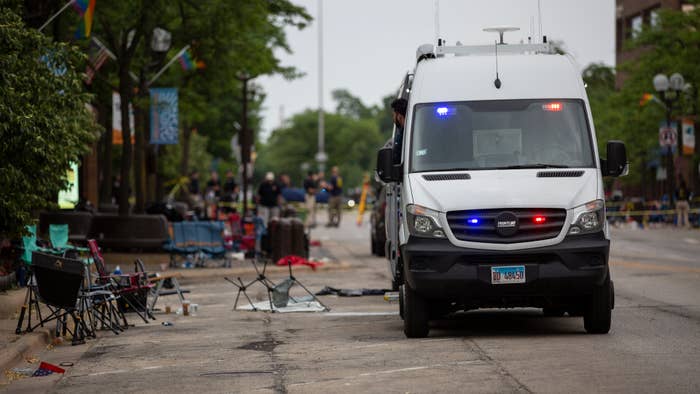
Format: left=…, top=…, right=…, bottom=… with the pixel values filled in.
left=483, top=26, right=520, bottom=45
left=494, top=40, right=501, bottom=89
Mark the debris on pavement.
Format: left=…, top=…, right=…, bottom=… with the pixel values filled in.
left=32, top=362, right=65, bottom=377
left=316, top=286, right=392, bottom=297
left=276, top=255, right=323, bottom=270
left=161, top=321, right=174, bottom=326
left=237, top=299, right=326, bottom=313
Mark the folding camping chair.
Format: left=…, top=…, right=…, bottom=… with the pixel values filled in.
left=16, top=226, right=45, bottom=334
left=49, top=224, right=90, bottom=255
left=164, top=222, right=199, bottom=268
left=225, top=256, right=328, bottom=312
left=87, top=240, right=155, bottom=323
left=30, top=252, right=92, bottom=345
left=194, top=221, right=228, bottom=267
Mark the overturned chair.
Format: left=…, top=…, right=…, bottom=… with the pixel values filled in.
left=225, top=256, right=328, bottom=312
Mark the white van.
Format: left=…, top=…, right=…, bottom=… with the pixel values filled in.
left=376, top=35, right=628, bottom=338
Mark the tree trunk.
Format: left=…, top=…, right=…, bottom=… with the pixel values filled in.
left=180, top=125, right=192, bottom=176
left=133, top=71, right=148, bottom=214
left=118, top=69, right=133, bottom=216
left=99, top=100, right=113, bottom=205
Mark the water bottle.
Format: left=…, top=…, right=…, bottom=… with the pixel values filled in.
left=113, top=265, right=122, bottom=275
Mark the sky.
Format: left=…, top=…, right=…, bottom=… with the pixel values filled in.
left=258, top=0, right=615, bottom=138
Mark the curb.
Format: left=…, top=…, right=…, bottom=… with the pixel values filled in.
left=0, top=329, right=53, bottom=383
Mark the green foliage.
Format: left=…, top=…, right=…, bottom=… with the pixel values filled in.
left=0, top=8, right=98, bottom=237
left=585, top=3, right=700, bottom=190
left=160, top=132, right=213, bottom=184
left=258, top=109, right=384, bottom=189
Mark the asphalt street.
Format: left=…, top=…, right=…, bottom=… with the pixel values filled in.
left=3, top=214, right=699, bottom=393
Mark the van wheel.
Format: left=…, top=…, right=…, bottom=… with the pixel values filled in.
left=375, top=239, right=386, bottom=257
left=403, top=283, right=429, bottom=338
left=584, top=274, right=613, bottom=334
left=399, top=284, right=405, bottom=320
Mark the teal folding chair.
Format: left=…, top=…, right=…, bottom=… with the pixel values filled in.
left=21, top=225, right=39, bottom=264
left=49, top=224, right=89, bottom=254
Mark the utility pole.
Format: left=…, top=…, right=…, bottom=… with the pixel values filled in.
left=315, top=0, right=327, bottom=173
left=239, top=74, right=254, bottom=217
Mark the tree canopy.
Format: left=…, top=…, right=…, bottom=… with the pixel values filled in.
left=0, top=7, right=98, bottom=237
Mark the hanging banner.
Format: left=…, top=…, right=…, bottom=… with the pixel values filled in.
left=58, top=162, right=79, bottom=209
left=112, top=92, right=135, bottom=144
left=682, top=118, right=695, bottom=156
left=149, top=88, right=179, bottom=144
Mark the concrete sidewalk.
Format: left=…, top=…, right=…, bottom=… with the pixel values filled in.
left=0, top=289, right=55, bottom=385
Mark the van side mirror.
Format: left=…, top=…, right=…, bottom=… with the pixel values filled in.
left=603, top=140, right=628, bottom=177
left=376, top=147, right=400, bottom=183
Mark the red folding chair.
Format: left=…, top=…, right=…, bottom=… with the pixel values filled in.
left=87, top=240, right=155, bottom=323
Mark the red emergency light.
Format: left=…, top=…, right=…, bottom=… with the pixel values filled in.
left=542, top=102, right=563, bottom=112
left=533, top=216, right=546, bottom=224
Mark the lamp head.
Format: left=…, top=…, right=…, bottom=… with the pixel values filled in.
left=653, top=74, right=669, bottom=92
left=669, top=73, right=685, bottom=91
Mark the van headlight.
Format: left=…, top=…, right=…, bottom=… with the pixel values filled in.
left=568, top=200, right=604, bottom=235
left=406, top=204, right=445, bottom=238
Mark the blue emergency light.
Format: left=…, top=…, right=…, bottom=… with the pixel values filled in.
left=435, top=106, right=454, bottom=117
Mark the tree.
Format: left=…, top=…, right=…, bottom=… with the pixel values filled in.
left=258, top=109, right=384, bottom=188
left=0, top=8, right=98, bottom=237
left=588, top=2, right=700, bottom=195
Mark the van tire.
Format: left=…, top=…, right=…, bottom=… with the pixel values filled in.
left=399, top=284, right=405, bottom=320
left=584, top=274, right=612, bottom=334
left=403, top=283, right=429, bottom=338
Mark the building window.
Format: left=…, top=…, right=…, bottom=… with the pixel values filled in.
left=650, top=9, right=659, bottom=27
left=631, top=15, right=643, bottom=38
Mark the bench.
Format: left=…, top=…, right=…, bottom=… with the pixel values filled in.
left=88, top=214, right=169, bottom=251
left=39, top=211, right=93, bottom=244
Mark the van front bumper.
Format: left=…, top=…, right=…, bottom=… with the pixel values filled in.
left=401, top=233, right=609, bottom=304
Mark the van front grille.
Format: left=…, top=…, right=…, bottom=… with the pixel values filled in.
left=446, top=208, right=567, bottom=243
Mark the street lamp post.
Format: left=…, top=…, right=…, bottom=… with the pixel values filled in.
left=653, top=72, right=685, bottom=203
left=238, top=74, right=256, bottom=217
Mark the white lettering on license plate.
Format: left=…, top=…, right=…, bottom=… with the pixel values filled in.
left=491, top=266, right=526, bottom=284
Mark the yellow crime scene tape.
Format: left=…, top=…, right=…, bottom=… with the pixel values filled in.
left=605, top=208, right=700, bottom=217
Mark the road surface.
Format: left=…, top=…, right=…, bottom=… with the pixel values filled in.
left=4, top=215, right=699, bottom=393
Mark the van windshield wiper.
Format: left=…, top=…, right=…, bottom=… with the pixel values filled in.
left=499, top=163, right=570, bottom=169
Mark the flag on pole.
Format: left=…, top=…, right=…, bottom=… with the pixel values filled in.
left=73, top=0, right=96, bottom=39
left=640, top=93, right=654, bottom=106
left=85, top=37, right=109, bottom=84
left=177, top=48, right=205, bottom=71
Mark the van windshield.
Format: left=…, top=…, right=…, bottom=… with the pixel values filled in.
left=409, top=99, right=595, bottom=172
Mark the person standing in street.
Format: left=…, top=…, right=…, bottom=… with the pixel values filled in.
left=257, top=172, right=281, bottom=224
left=327, top=166, right=343, bottom=227
left=303, top=171, right=318, bottom=228
left=675, top=179, right=691, bottom=228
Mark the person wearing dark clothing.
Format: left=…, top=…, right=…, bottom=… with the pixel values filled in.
left=206, top=171, right=221, bottom=197
left=390, top=98, right=408, bottom=164
left=189, top=171, right=200, bottom=195
left=257, top=172, right=281, bottom=224
left=675, top=179, right=691, bottom=228
left=303, top=171, right=319, bottom=227
left=222, top=170, right=239, bottom=200
left=327, top=166, right=343, bottom=227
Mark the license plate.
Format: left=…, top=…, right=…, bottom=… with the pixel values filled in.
left=491, top=266, right=526, bottom=284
